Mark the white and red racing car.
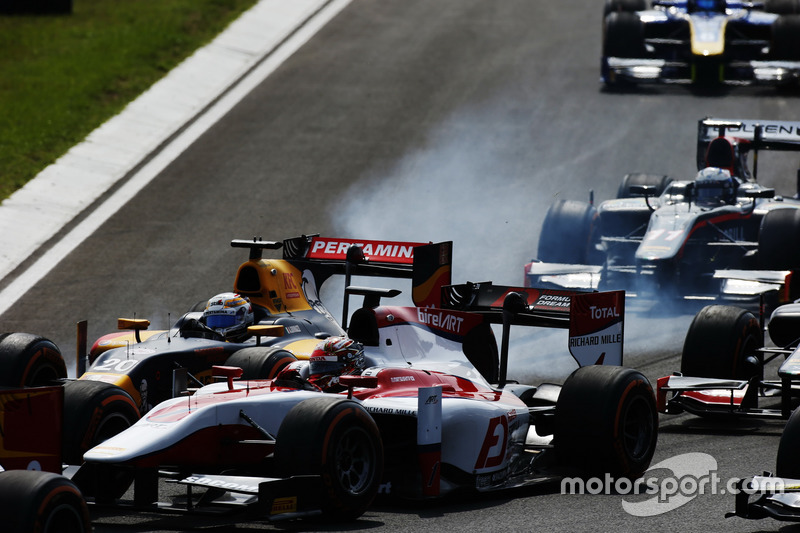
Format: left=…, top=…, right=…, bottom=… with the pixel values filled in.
left=79, top=283, right=657, bottom=522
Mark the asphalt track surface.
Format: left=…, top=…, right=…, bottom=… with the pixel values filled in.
left=4, top=0, right=800, bottom=531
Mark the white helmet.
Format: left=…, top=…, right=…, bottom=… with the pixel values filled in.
left=695, top=167, right=735, bottom=205
left=202, top=292, right=254, bottom=341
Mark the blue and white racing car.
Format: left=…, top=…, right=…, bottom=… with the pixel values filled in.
left=602, top=0, right=800, bottom=87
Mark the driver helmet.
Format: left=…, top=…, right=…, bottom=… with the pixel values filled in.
left=695, top=167, right=735, bottom=205
left=201, top=292, right=254, bottom=341
left=689, top=0, right=726, bottom=12
left=308, top=336, right=365, bottom=390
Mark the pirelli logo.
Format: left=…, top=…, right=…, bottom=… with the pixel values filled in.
left=270, top=496, right=297, bottom=515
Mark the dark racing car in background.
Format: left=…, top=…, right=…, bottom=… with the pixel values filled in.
left=602, top=0, right=800, bottom=87
left=529, top=117, right=800, bottom=310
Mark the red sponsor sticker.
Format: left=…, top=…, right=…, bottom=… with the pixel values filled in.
left=568, top=290, right=625, bottom=367
left=569, top=291, right=624, bottom=337
left=307, top=237, right=425, bottom=264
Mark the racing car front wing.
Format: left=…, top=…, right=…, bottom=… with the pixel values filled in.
left=657, top=374, right=800, bottom=420
left=604, top=57, right=800, bottom=86
left=83, top=467, right=326, bottom=521
left=729, top=474, right=800, bottom=522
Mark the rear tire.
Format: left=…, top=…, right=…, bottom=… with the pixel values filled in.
left=772, top=15, right=800, bottom=60
left=0, top=333, right=66, bottom=387
left=759, top=209, right=800, bottom=300
left=603, top=0, right=647, bottom=16
left=275, top=397, right=382, bottom=520
left=681, top=305, right=762, bottom=380
left=766, top=0, right=800, bottom=14
left=554, top=365, right=657, bottom=479
left=537, top=199, right=600, bottom=264
left=226, top=346, right=297, bottom=379
left=759, top=208, right=800, bottom=269
left=0, top=470, right=90, bottom=533
left=616, top=173, right=672, bottom=199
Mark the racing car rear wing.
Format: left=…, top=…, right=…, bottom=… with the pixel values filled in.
left=231, top=235, right=452, bottom=310
left=697, top=117, right=800, bottom=180
left=441, top=282, right=625, bottom=381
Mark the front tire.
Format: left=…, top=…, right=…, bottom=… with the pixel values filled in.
left=537, top=199, right=600, bottom=264
left=767, top=303, right=800, bottom=349
left=554, top=365, right=658, bottom=479
left=62, top=380, right=140, bottom=464
left=603, top=11, right=647, bottom=59
left=681, top=305, right=763, bottom=380
left=0, top=471, right=91, bottom=533
left=777, top=407, right=800, bottom=478
left=275, top=397, right=383, bottom=521
left=63, top=380, right=139, bottom=500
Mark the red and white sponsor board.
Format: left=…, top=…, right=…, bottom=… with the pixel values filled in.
left=568, top=290, right=625, bottom=367
left=307, top=237, right=426, bottom=265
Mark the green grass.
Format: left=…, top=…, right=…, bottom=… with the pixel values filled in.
left=0, top=0, right=259, bottom=201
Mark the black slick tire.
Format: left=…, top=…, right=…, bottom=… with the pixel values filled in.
left=681, top=305, right=762, bottom=380
left=777, top=407, right=800, bottom=478
left=537, top=199, right=600, bottom=264
left=275, top=397, right=383, bottom=520
left=0, top=470, right=90, bottom=533
left=0, top=333, right=66, bottom=387
left=226, top=346, right=297, bottom=379
left=554, top=365, right=658, bottom=479
left=62, top=380, right=139, bottom=500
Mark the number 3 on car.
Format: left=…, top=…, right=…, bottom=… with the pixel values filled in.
left=475, top=415, right=508, bottom=469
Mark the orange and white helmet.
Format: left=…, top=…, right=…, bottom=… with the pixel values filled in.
left=201, top=292, right=254, bottom=341
left=308, top=336, right=365, bottom=390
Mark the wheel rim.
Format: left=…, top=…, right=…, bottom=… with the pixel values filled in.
left=334, top=425, right=376, bottom=495
left=620, top=394, right=654, bottom=461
